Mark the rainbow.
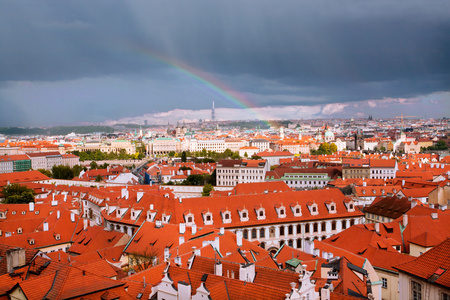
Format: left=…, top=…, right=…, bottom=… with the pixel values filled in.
left=129, top=44, right=275, bottom=127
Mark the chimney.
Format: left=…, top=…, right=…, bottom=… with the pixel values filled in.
left=121, top=188, right=129, bottom=200
left=43, top=222, right=49, bottom=231
left=402, top=180, right=405, bottom=186
left=402, top=214, right=408, bottom=227
left=70, top=213, right=75, bottom=222
left=239, top=263, right=255, bottom=282
left=431, top=212, right=438, bottom=219
left=51, top=200, right=58, bottom=206
left=6, top=248, right=26, bottom=273
left=179, top=236, right=185, bottom=245
left=219, top=227, right=225, bottom=235
left=180, top=223, right=186, bottom=234
left=137, top=191, right=144, bottom=202
left=214, top=261, right=223, bottom=276
left=374, top=222, right=380, bottom=234
left=191, top=223, right=197, bottom=235
left=56, top=210, right=60, bottom=219
left=29, top=202, right=35, bottom=212
left=236, top=229, right=243, bottom=247
left=155, top=220, right=162, bottom=228
left=63, top=194, right=67, bottom=202
left=164, top=247, right=170, bottom=262
left=83, top=218, right=88, bottom=230
left=174, top=255, right=182, bottom=266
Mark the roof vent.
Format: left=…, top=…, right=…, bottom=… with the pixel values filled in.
left=431, top=213, right=438, bottom=220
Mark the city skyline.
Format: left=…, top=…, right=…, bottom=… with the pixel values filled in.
left=1, top=0, right=449, bottom=127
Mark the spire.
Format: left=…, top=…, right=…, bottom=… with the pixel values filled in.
left=211, top=101, right=216, bottom=122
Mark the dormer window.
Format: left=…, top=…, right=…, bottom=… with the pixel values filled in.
left=203, top=211, right=213, bottom=225
left=345, top=201, right=355, bottom=212
left=17, top=228, right=22, bottom=234
left=55, top=234, right=61, bottom=240
left=362, top=190, right=366, bottom=195
left=291, top=203, right=302, bottom=217
left=239, top=208, right=249, bottom=222
left=29, top=239, right=35, bottom=245
left=276, top=204, right=287, bottom=218
left=326, top=201, right=337, bottom=214
left=0, top=212, right=4, bottom=219
left=12, top=211, right=16, bottom=215
left=147, top=211, right=156, bottom=222
left=256, top=206, right=265, bottom=220
left=309, top=203, right=319, bottom=216
left=162, top=213, right=171, bottom=224
left=222, top=209, right=232, bottom=224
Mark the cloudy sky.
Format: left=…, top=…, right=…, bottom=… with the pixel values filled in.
left=1, top=0, right=449, bottom=126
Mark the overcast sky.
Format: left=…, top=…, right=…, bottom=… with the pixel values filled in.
left=1, top=0, right=449, bottom=126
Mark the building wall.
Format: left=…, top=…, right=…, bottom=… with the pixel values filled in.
left=376, top=268, right=401, bottom=300
left=398, top=273, right=450, bottom=300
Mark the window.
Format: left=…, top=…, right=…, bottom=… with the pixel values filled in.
left=411, top=280, right=422, bottom=300
left=288, top=225, right=293, bottom=235
left=382, top=278, right=387, bottom=289
left=242, top=212, right=247, bottom=218
left=251, top=229, right=257, bottom=239
left=321, top=222, right=326, bottom=232
left=280, top=226, right=285, bottom=236
left=297, top=224, right=302, bottom=234
left=331, top=221, right=336, bottom=231
left=260, top=228, right=265, bottom=238
left=313, top=223, right=318, bottom=233
left=224, top=213, right=230, bottom=220
left=243, top=230, right=248, bottom=239
left=187, top=216, right=192, bottom=223
left=305, top=224, right=310, bottom=233
left=442, top=293, right=450, bottom=300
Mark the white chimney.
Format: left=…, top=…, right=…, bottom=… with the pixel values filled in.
left=63, top=194, right=67, bottom=202
left=137, top=191, right=144, bottom=202
left=43, top=222, right=49, bottom=231
left=29, top=202, right=35, bottom=212
left=215, top=261, right=223, bottom=276
left=402, top=180, right=405, bottom=186
left=56, top=210, right=60, bottom=219
left=164, top=247, right=170, bottom=262
left=150, top=204, right=154, bottom=210
left=375, top=222, right=380, bottom=234
left=70, top=213, right=75, bottom=222
left=180, top=223, right=186, bottom=234
left=236, top=230, right=243, bottom=247
left=402, top=214, right=408, bottom=227
left=51, top=200, right=58, bottom=206
left=219, top=227, right=225, bottom=235
left=121, top=188, right=129, bottom=200
left=363, top=181, right=367, bottom=187
left=191, top=223, right=197, bottom=235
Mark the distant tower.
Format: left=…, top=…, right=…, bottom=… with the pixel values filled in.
left=211, top=101, right=216, bottom=122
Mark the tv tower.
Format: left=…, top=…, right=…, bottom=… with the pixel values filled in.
left=211, top=101, right=216, bottom=122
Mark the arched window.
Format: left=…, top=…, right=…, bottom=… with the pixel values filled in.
left=288, top=225, right=293, bottom=235
left=288, top=239, right=293, bottom=247
left=280, top=226, right=285, bottom=236
left=313, top=223, right=318, bottom=233
left=251, top=229, right=257, bottom=239
left=297, top=238, right=302, bottom=249
left=297, top=224, right=302, bottom=234
left=321, top=222, right=326, bottom=232
left=260, top=228, right=265, bottom=238
left=331, top=221, right=336, bottom=231
left=243, top=229, right=248, bottom=239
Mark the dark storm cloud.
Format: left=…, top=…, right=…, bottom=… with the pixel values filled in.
left=0, top=0, right=449, bottom=126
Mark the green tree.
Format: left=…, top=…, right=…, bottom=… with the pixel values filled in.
left=181, top=151, right=187, bottom=163
left=72, top=165, right=83, bottom=177
left=1, top=183, right=35, bottom=204
left=95, top=174, right=103, bottom=182
left=52, top=165, right=74, bottom=179
left=251, top=155, right=262, bottom=160
left=90, top=161, right=98, bottom=169
left=38, top=168, right=52, bottom=177
left=330, top=143, right=338, bottom=153
left=319, top=142, right=330, bottom=154
left=202, top=184, right=214, bottom=196
left=244, top=152, right=248, bottom=158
